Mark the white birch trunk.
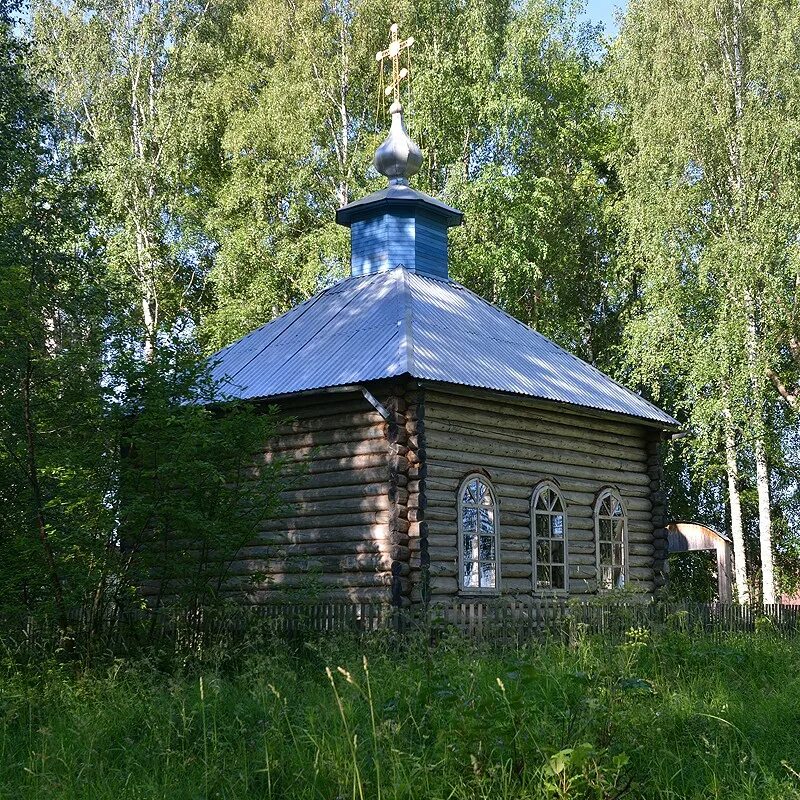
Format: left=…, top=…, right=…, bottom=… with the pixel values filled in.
left=723, top=408, right=749, bottom=603
left=754, top=434, right=775, bottom=604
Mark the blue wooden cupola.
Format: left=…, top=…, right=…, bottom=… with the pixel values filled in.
left=335, top=100, right=463, bottom=279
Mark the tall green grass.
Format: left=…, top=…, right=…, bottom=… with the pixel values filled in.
left=1, top=628, right=799, bottom=799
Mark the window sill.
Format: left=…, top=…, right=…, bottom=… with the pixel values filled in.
left=458, top=589, right=501, bottom=598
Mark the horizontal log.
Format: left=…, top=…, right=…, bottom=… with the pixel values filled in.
left=275, top=393, right=372, bottom=416
left=273, top=495, right=392, bottom=517
left=423, top=489, right=652, bottom=515
left=226, top=555, right=409, bottom=576
left=423, top=387, right=652, bottom=438
left=426, top=451, right=650, bottom=488
left=276, top=467, right=390, bottom=492
left=238, top=587, right=398, bottom=604
left=236, top=542, right=409, bottom=560
left=278, top=410, right=383, bottom=435
left=250, top=524, right=390, bottom=544
left=425, top=431, right=646, bottom=476
left=266, top=424, right=387, bottom=454
left=425, top=471, right=651, bottom=500
left=259, top=511, right=392, bottom=532
left=256, top=438, right=389, bottom=466
left=423, top=397, right=647, bottom=448
left=225, top=572, right=397, bottom=590
left=424, top=418, right=648, bottom=465
left=279, top=482, right=392, bottom=504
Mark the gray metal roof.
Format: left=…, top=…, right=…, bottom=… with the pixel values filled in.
left=209, top=267, right=679, bottom=427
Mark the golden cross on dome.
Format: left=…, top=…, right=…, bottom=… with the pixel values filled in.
left=375, top=23, right=414, bottom=106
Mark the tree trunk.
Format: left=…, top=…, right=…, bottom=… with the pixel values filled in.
left=23, top=350, right=69, bottom=632
left=745, top=304, right=775, bottom=605
left=723, top=407, right=749, bottom=603
left=754, top=433, right=775, bottom=604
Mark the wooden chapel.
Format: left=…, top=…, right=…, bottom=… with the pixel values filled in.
left=199, top=24, right=679, bottom=608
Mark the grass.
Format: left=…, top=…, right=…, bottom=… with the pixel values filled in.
left=1, top=626, right=800, bottom=799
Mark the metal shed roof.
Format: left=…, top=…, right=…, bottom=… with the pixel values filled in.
left=209, top=266, right=679, bottom=428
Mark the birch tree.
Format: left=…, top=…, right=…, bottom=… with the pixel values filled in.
left=610, top=0, right=800, bottom=602
left=33, top=0, right=210, bottom=357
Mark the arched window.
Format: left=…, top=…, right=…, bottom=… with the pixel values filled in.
left=532, top=482, right=568, bottom=592
left=595, top=490, right=628, bottom=591
left=458, top=474, right=499, bottom=592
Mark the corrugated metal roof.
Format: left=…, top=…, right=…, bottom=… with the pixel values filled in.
left=209, top=267, right=679, bottom=427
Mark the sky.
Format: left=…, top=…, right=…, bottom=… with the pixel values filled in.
left=581, top=0, right=627, bottom=38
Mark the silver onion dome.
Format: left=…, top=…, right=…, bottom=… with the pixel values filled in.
left=374, top=101, right=423, bottom=184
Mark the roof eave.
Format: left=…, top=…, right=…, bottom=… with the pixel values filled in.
left=336, top=193, right=463, bottom=227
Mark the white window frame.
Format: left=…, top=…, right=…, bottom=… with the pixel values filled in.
left=594, top=488, right=629, bottom=592
left=531, top=480, right=569, bottom=594
left=457, top=473, right=500, bottom=595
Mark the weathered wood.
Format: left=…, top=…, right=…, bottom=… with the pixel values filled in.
left=425, top=431, right=645, bottom=474
left=423, top=386, right=653, bottom=437
left=424, top=418, right=648, bottom=463
left=423, top=398, right=648, bottom=448
left=426, top=451, right=650, bottom=488
left=423, top=386, right=658, bottom=597
left=255, top=437, right=389, bottom=465
left=225, top=555, right=407, bottom=576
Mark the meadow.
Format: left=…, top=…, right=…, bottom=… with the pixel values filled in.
left=1, top=626, right=799, bottom=800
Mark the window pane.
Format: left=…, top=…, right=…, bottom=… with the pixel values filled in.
left=535, top=491, right=549, bottom=511
left=463, top=561, right=478, bottom=588
left=599, top=565, right=612, bottom=590
left=601, top=497, right=613, bottom=516
left=474, top=480, right=487, bottom=503
left=461, top=507, right=478, bottom=533
left=611, top=499, right=624, bottom=518
left=600, top=542, right=612, bottom=566
left=479, top=535, right=495, bottom=561
left=463, top=534, right=477, bottom=560
left=537, top=539, right=551, bottom=565
left=552, top=495, right=564, bottom=513
left=551, top=514, right=564, bottom=539
left=599, top=519, right=613, bottom=543
left=612, top=519, right=624, bottom=544
left=552, top=566, right=565, bottom=590
left=538, top=488, right=550, bottom=510
left=479, top=508, right=494, bottom=534
left=536, top=564, right=550, bottom=589
left=613, top=541, right=624, bottom=568
left=613, top=566, right=624, bottom=589
left=535, top=514, right=549, bottom=538
left=551, top=540, right=565, bottom=564
left=479, top=563, right=496, bottom=588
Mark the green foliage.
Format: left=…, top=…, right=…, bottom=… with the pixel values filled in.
left=667, top=551, right=718, bottom=603
left=2, top=632, right=800, bottom=798
left=114, top=340, right=287, bottom=613
left=608, top=0, right=800, bottom=593
left=0, top=0, right=112, bottom=624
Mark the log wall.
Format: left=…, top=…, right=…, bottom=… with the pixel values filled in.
left=228, top=389, right=404, bottom=604
left=421, top=385, right=662, bottom=600
left=210, top=380, right=666, bottom=606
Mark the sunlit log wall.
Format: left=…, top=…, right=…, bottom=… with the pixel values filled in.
left=420, top=384, right=663, bottom=601
left=226, top=381, right=665, bottom=605
left=228, top=387, right=405, bottom=604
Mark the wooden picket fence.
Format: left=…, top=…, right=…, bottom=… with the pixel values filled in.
left=5, top=600, right=800, bottom=656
